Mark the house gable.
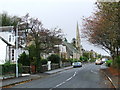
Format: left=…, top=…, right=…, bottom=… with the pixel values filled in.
left=0, top=39, right=7, bottom=64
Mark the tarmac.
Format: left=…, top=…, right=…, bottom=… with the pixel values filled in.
left=0, top=66, right=73, bottom=88
left=0, top=64, right=119, bottom=89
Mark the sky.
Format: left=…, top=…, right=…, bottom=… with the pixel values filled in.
left=0, top=0, right=110, bottom=56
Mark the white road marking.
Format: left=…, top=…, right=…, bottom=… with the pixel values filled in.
left=91, top=70, right=98, bottom=74
left=66, top=77, right=73, bottom=81
left=54, top=82, right=65, bottom=88
left=49, top=71, right=77, bottom=90
left=49, top=64, right=89, bottom=90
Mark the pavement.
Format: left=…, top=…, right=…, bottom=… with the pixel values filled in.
left=0, top=66, right=73, bottom=88
left=101, top=68, right=120, bottom=89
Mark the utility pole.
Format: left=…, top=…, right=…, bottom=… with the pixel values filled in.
left=15, top=22, right=19, bottom=77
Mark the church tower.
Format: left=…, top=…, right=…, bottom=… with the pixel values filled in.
left=75, top=22, right=82, bottom=56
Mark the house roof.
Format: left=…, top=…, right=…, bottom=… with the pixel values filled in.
left=0, top=26, right=14, bottom=32
left=0, top=36, right=13, bottom=46
left=0, top=36, right=24, bottom=48
left=62, top=41, right=79, bottom=56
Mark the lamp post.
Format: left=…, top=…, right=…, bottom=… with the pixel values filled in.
left=15, top=22, right=19, bottom=77
left=15, top=14, right=29, bottom=77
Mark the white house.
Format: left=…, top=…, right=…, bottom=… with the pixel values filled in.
left=0, top=26, right=26, bottom=64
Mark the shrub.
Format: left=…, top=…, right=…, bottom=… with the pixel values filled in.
left=68, top=58, right=74, bottom=63
left=47, top=54, right=60, bottom=63
left=41, top=59, right=48, bottom=65
left=89, top=59, right=95, bottom=62
left=113, top=56, right=120, bottom=69
left=80, top=56, right=88, bottom=62
left=73, top=59, right=81, bottom=62
left=116, top=56, right=120, bottom=69
left=61, top=58, right=69, bottom=62
left=18, top=52, right=30, bottom=66
left=106, top=60, right=112, bottom=67
left=1, top=63, right=22, bottom=76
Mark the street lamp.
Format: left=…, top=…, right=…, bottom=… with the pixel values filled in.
left=15, top=15, right=29, bottom=77
left=15, top=22, right=19, bottom=77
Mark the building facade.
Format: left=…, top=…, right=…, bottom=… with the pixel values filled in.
left=0, top=26, right=26, bottom=64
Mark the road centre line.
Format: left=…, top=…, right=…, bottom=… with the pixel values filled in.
left=50, top=64, right=89, bottom=90
left=50, top=71, right=77, bottom=90
left=54, top=82, right=65, bottom=88
left=91, top=70, right=98, bottom=74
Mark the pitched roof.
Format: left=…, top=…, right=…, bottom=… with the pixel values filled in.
left=63, top=41, right=79, bottom=56
left=0, top=26, right=13, bottom=32
left=0, top=36, right=13, bottom=46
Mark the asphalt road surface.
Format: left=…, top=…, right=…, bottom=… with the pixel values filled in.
left=11, top=63, right=112, bottom=89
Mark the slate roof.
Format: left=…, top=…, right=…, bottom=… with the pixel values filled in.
left=62, top=41, right=79, bottom=56
left=0, top=36, right=13, bottom=46
left=0, top=26, right=13, bottom=32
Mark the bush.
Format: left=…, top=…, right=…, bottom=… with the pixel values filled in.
left=1, top=63, right=22, bottom=76
left=113, top=56, right=120, bottom=69
left=80, top=56, right=88, bottom=62
left=106, top=60, right=112, bottom=67
left=47, top=54, right=60, bottom=63
left=18, top=52, right=30, bottom=66
left=68, top=58, right=74, bottom=63
left=88, top=58, right=96, bottom=62
left=72, top=59, right=82, bottom=62
left=41, top=59, right=48, bottom=65
left=61, top=58, right=69, bottom=62
left=68, top=58, right=81, bottom=63
left=116, top=56, right=120, bottom=69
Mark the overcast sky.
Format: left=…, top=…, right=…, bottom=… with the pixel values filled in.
left=0, top=0, right=110, bottom=56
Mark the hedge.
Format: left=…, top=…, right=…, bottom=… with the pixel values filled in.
left=0, top=64, right=22, bottom=76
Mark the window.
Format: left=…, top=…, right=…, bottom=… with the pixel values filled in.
left=12, top=35, right=14, bottom=42
left=9, top=35, right=11, bottom=42
left=12, top=49, right=14, bottom=60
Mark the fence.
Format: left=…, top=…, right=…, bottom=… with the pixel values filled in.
left=51, top=63, right=59, bottom=70
left=22, top=66, right=31, bottom=74
left=62, top=62, right=71, bottom=67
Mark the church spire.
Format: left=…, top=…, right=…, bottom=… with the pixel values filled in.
left=75, top=22, right=82, bottom=56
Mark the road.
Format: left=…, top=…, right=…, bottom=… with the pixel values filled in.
left=11, top=63, right=112, bottom=89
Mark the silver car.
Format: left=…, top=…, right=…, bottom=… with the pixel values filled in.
left=72, top=62, right=82, bottom=68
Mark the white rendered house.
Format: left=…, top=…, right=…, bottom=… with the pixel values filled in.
left=0, top=26, right=25, bottom=64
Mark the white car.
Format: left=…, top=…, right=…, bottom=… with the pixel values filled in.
left=72, top=62, right=82, bottom=68
left=95, top=59, right=103, bottom=65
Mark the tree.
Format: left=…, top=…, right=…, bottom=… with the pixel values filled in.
left=0, top=12, right=19, bottom=26
left=27, top=44, right=37, bottom=65
left=19, top=14, right=63, bottom=72
left=47, top=54, right=60, bottom=64
left=82, top=2, right=120, bottom=68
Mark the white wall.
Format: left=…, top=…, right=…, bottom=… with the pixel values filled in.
left=56, top=45, right=67, bottom=53
left=0, top=39, right=7, bottom=64
left=0, top=32, right=15, bottom=46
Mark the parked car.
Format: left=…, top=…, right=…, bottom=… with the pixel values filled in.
left=95, top=59, right=103, bottom=65
left=72, top=62, right=82, bottom=68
